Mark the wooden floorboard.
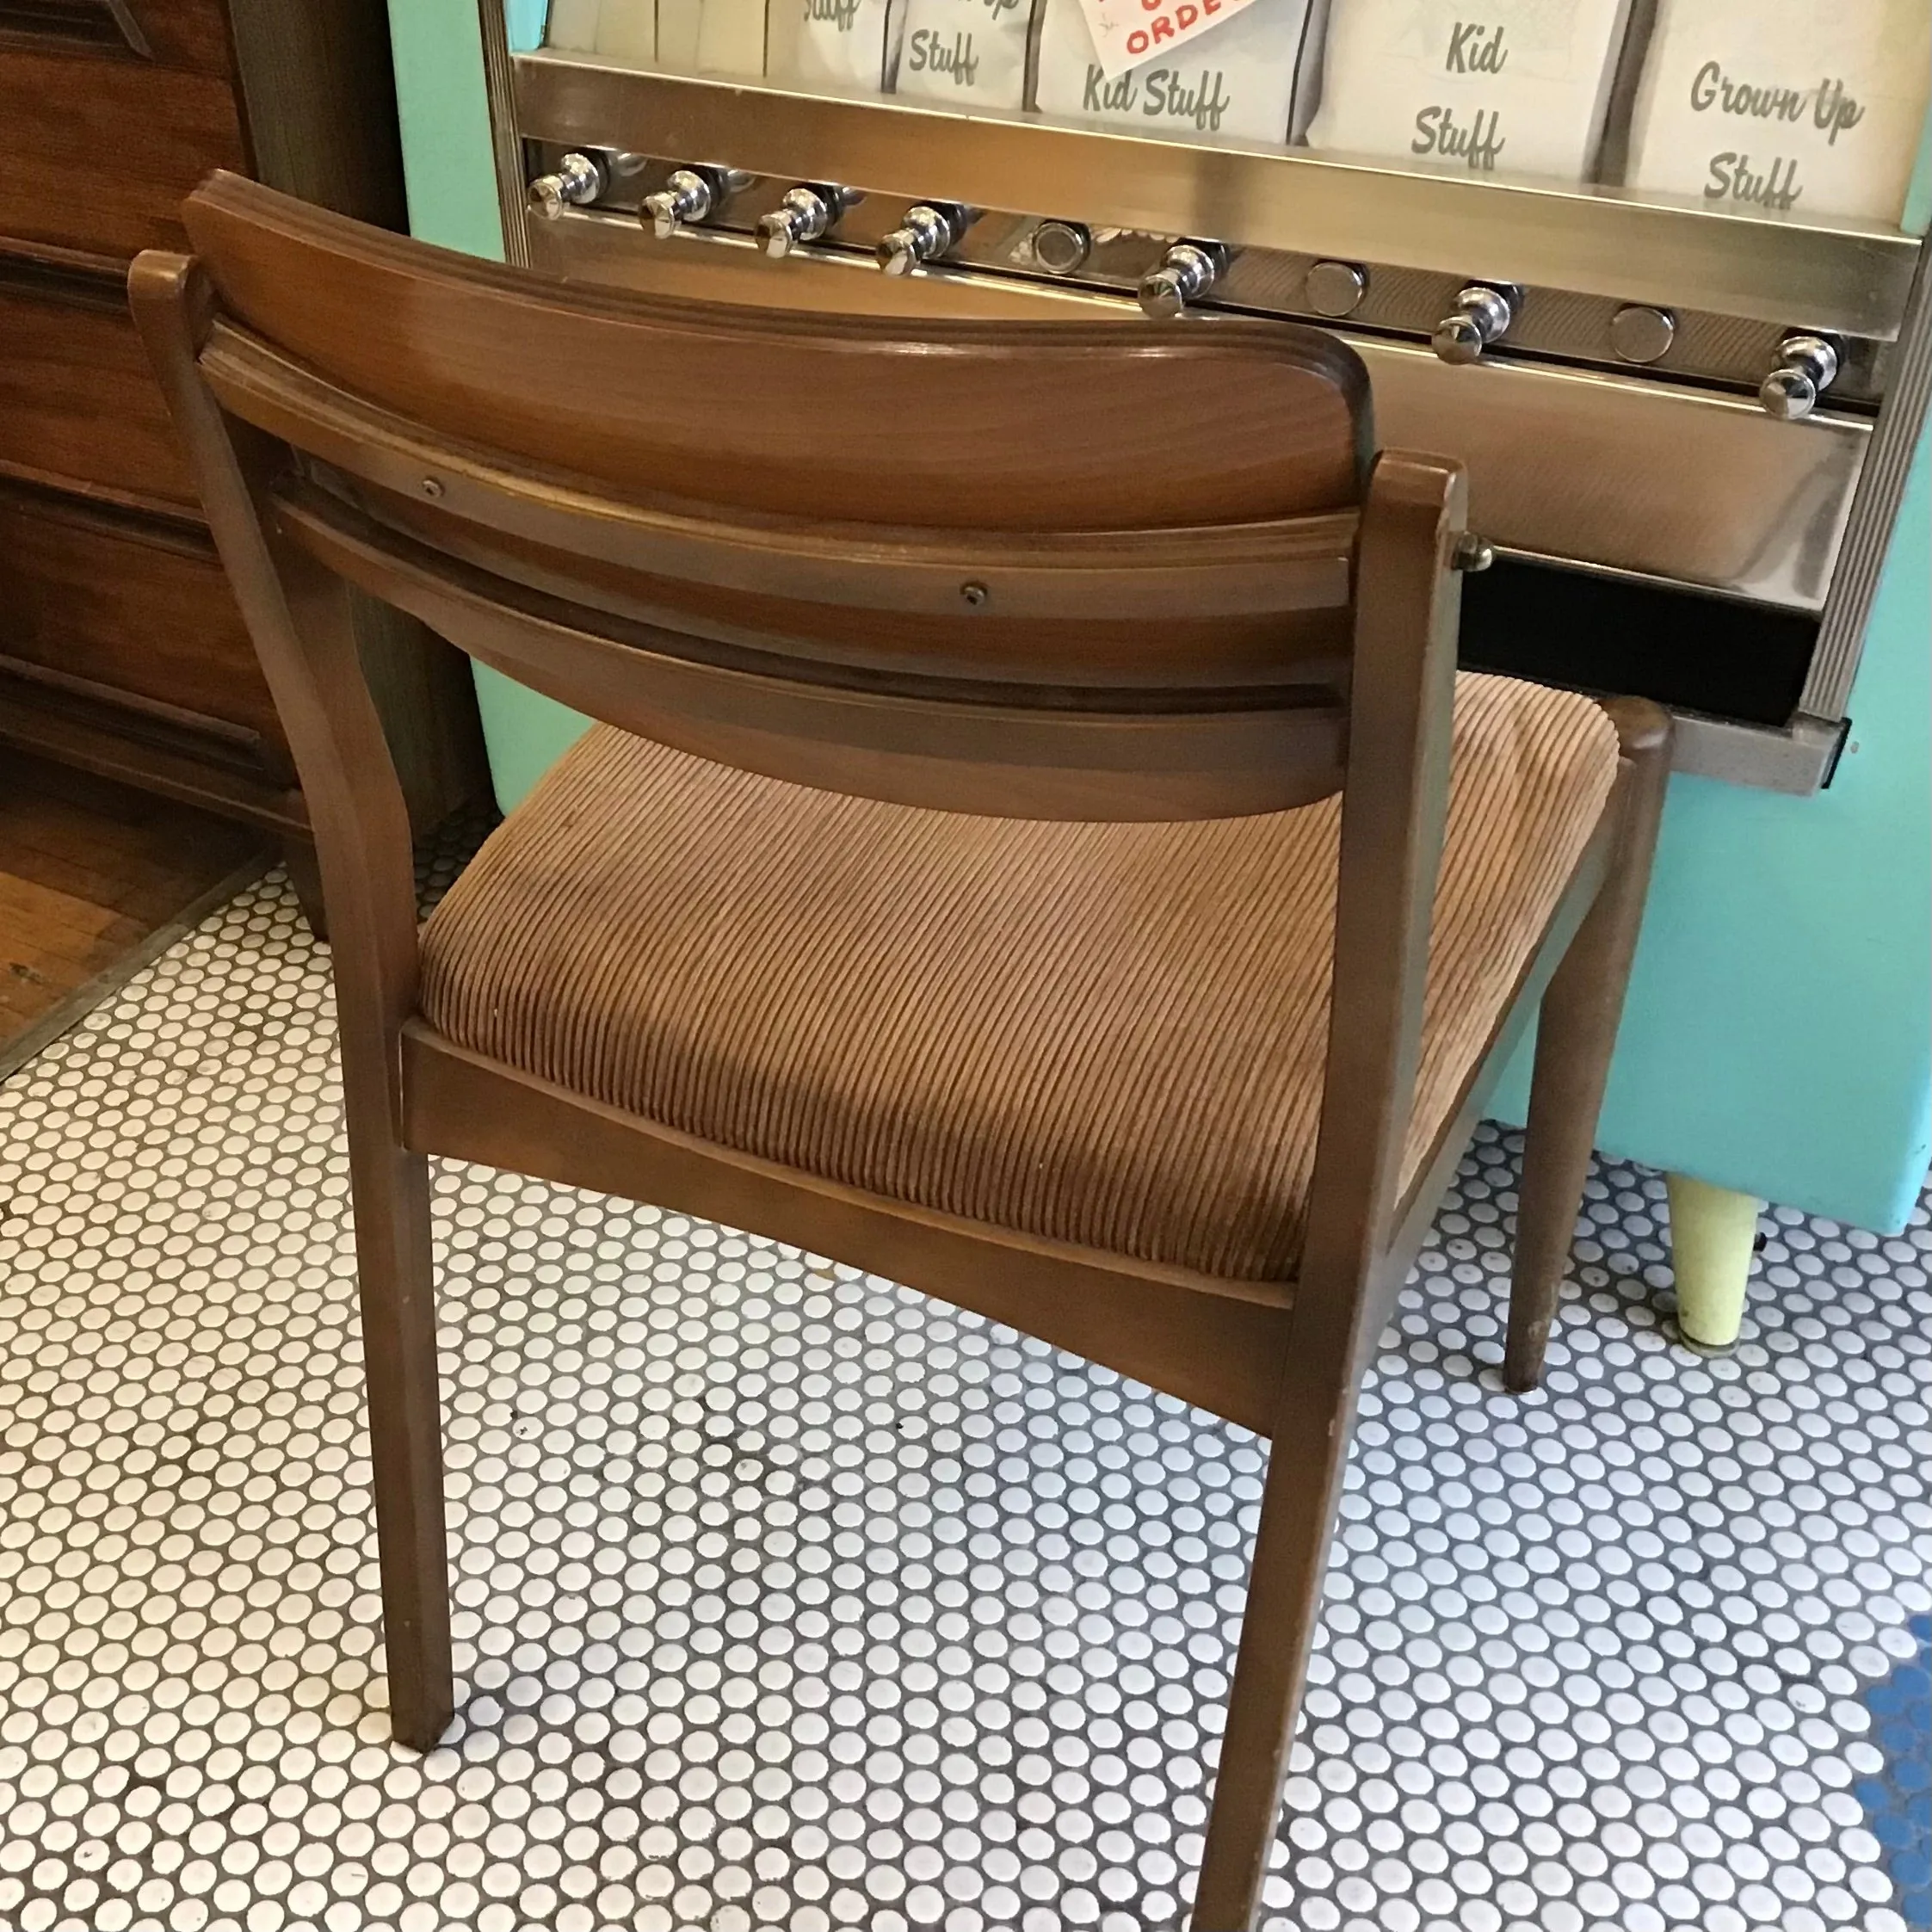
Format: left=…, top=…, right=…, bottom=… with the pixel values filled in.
left=0, top=750, right=269, bottom=1065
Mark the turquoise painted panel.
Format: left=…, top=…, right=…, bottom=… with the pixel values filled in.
left=386, top=0, right=593, bottom=799
left=384, top=0, right=505, bottom=262
left=1907, top=106, right=1932, bottom=234
left=473, top=670, right=595, bottom=809
left=390, top=3, right=1932, bottom=1231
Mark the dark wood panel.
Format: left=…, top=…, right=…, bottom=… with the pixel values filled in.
left=114, top=0, right=233, bottom=73
left=224, top=0, right=404, bottom=226
left=0, top=684, right=308, bottom=832
left=0, top=0, right=478, bottom=861
left=0, top=46, right=244, bottom=257
left=0, top=272, right=196, bottom=508
left=0, top=0, right=233, bottom=74
left=0, top=485, right=281, bottom=740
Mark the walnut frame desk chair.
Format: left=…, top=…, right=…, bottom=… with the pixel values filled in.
left=133, top=172, right=1668, bottom=1932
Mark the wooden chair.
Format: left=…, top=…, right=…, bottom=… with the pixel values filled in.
left=133, top=172, right=1669, bottom=1931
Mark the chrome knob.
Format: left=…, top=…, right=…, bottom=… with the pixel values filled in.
left=758, top=184, right=848, bottom=259
left=642, top=166, right=725, bottom=241
left=1432, top=283, right=1518, bottom=364
left=1760, top=334, right=1840, bottom=421
left=877, top=202, right=972, bottom=276
left=1305, top=259, right=1367, bottom=318
left=1138, top=240, right=1228, bottom=320
left=1031, top=219, right=1091, bottom=276
left=528, top=151, right=604, bottom=220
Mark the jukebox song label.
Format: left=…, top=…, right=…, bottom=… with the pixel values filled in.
left=1075, top=0, right=1262, bottom=80
left=1624, top=0, right=1931, bottom=227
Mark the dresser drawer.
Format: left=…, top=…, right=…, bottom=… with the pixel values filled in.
left=0, top=486, right=279, bottom=744
left=0, top=268, right=195, bottom=508
left=0, top=46, right=244, bottom=256
left=0, top=0, right=235, bottom=76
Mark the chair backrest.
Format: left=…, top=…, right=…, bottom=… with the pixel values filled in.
left=133, top=171, right=1472, bottom=1305
left=147, top=171, right=1396, bottom=820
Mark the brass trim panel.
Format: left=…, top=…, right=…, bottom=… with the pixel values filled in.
left=513, top=54, right=1923, bottom=342
left=528, top=213, right=1869, bottom=615
left=1669, top=713, right=1846, bottom=798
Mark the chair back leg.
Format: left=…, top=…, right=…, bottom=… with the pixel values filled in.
left=1506, top=699, right=1672, bottom=1391
left=350, top=1129, right=456, bottom=1750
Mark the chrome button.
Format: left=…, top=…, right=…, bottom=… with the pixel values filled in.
left=642, top=166, right=726, bottom=240
left=1031, top=220, right=1092, bottom=277
left=758, top=184, right=849, bottom=259
left=1305, top=260, right=1368, bottom=319
left=1609, top=304, right=1677, bottom=366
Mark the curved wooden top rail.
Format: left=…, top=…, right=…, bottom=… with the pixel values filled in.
left=179, top=170, right=1373, bottom=532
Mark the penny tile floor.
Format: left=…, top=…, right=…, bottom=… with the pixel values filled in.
left=0, top=860, right=1926, bottom=1932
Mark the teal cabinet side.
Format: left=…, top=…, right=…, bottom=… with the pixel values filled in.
left=387, top=0, right=593, bottom=799
left=384, top=0, right=505, bottom=262
left=506, top=0, right=549, bottom=50
left=1907, top=106, right=1932, bottom=235
left=1493, top=428, right=1932, bottom=1233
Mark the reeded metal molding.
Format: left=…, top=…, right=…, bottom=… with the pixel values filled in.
left=1804, top=241, right=1932, bottom=722
left=478, top=0, right=532, bottom=267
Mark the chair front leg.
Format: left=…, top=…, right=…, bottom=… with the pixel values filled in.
left=1192, top=1350, right=1361, bottom=1930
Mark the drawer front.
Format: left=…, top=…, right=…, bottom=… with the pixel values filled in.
left=0, top=0, right=234, bottom=77
left=0, top=486, right=279, bottom=744
left=0, top=269, right=195, bottom=507
left=0, top=46, right=244, bottom=257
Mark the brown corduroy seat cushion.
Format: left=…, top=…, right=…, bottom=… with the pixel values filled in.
left=420, top=672, right=1619, bottom=1281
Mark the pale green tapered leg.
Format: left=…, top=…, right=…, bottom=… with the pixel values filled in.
left=1665, top=1173, right=1762, bottom=1350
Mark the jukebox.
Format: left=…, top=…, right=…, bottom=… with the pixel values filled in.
left=389, top=0, right=1931, bottom=1301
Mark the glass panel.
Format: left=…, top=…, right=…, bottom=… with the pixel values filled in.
left=543, top=0, right=602, bottom=50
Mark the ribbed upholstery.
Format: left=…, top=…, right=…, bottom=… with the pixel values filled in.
left=420, top=673, right=1618, bottom=1281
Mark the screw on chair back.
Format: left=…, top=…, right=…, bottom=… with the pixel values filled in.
left=130, top=173, right=1669, bottom=1932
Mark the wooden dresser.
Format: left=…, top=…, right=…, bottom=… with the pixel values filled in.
left=0, top=0, right=485, bottom=917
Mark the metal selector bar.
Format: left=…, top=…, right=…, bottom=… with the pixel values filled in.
left=513, top=59, right=1923, bottom=342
